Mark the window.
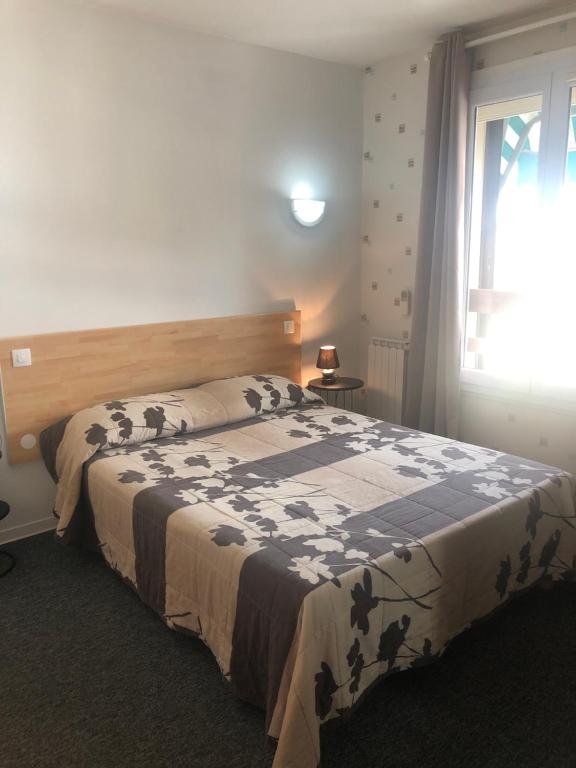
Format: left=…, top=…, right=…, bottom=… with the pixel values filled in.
left=564, top=86, right=576, bottom=200
left=463, top=53, right=576, bottom=400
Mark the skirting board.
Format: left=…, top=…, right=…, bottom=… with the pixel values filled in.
left=0, top=516, right=56, bottom=545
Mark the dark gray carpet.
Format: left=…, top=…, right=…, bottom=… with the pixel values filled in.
left=1, top=532, right=575, bottom=768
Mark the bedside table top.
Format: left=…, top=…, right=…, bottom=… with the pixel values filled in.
left=307, top=377, right=364, bottom=392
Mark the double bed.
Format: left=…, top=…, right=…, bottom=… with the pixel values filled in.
left=39, top=373, right=576, bottom=768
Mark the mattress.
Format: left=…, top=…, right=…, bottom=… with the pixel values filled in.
left=41, top=375, right=576, bottom=768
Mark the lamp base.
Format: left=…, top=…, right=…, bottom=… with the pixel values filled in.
left=321, top=373, right=337, bottom=385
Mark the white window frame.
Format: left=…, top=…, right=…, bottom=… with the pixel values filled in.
left=461, top=47, right=576, bottom=409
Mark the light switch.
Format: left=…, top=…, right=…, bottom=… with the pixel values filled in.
left=11, top=348, right=32, bottom=367
left=400, top=289, right=412, bottom=316
left=283, top=320, right=295, bottom=335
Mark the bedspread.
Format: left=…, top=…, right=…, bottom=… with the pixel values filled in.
left=41, top=376, right=576, bottom=768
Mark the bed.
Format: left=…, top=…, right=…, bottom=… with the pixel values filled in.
left=39, top=373, right=576, bottom=768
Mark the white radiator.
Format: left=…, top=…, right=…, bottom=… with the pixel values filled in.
left=367, top=338, right=409, bottom=424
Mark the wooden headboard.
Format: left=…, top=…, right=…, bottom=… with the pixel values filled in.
left=0, top=311, right=301, bottom=464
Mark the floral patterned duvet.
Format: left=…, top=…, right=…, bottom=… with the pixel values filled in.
left=40, top=375, right=576, bottom=768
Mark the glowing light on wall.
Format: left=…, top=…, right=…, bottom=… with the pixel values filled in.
left=290, top=182, right=326, bottom=227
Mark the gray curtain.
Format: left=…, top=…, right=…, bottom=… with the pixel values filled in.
left=404, top=31, right=470, bottom=438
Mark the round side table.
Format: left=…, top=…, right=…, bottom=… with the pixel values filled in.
left=0, top=500, right=15, bottom=578
left=307, top=377, right=364, bottom=411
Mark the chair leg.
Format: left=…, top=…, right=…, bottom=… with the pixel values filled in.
left=0, top=549, right=15, bottom=578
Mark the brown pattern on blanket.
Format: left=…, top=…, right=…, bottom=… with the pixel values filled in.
left=41, top=376, right=576, bottom=768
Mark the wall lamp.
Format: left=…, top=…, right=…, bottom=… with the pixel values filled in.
left=290, top=183, right=326, bottom=227
left=291, top=198, right=326, bottom=227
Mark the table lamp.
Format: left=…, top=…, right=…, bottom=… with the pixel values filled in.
left=316, top=345, right=340, bottom=384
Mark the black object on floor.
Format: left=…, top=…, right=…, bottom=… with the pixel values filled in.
left=0, top=499, right=15, bottom=578
left=0, top=549, right=15, bottom=577
left=1, top=532, right=575, bottom=768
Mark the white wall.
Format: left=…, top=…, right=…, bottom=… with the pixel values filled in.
left=0, top=0, right=363, bottom=542
left=361, top=19, right=576, bottom=474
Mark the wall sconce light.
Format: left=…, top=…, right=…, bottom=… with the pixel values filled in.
left=291, top=198, right=326, bottom=227
left=290, top=183, right=325, bottom=227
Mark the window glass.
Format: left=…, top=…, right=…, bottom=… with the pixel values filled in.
left=534, top=87, right=576, bottom=389
left=564, top=87, right=576, bottom=191
left=464, top=95, right=542, bottom=381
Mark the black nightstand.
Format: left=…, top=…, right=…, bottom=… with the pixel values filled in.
left=308, top=377, right=364, bottom=410
left=0, top=500, right=15, bottom=578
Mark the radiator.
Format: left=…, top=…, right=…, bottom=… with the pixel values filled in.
left=367, top=338, right=409, bottom=424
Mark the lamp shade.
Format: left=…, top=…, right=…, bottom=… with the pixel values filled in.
left=316, top=345, right=340, bottom=372
left=291, top=198, right=326, bottom=227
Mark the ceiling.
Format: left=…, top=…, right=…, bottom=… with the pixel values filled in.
left=88, top=0, right=574, bottom=65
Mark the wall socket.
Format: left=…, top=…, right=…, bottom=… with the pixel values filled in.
left=12, top=348, right=32, bottom=367
left=283, top=320, right=295, bottom=335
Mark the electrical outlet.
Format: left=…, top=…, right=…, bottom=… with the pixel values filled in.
left=12, top=348, right=32, bottom=367
left=283, top=320, right=295, bottom=335
left=20, top=434, right=36, bottom=450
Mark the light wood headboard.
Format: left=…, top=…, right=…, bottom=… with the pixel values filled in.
left=0, top=311, right=301, bottom=464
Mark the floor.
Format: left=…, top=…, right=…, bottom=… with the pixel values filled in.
left=1, top=532, right=575, bottom=768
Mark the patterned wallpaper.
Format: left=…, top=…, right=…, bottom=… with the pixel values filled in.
left=360, top=49, right=429, bottom=351
left=360, top=19, right=576, bottom=355
left=360, top=26, right=576, bottom=475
